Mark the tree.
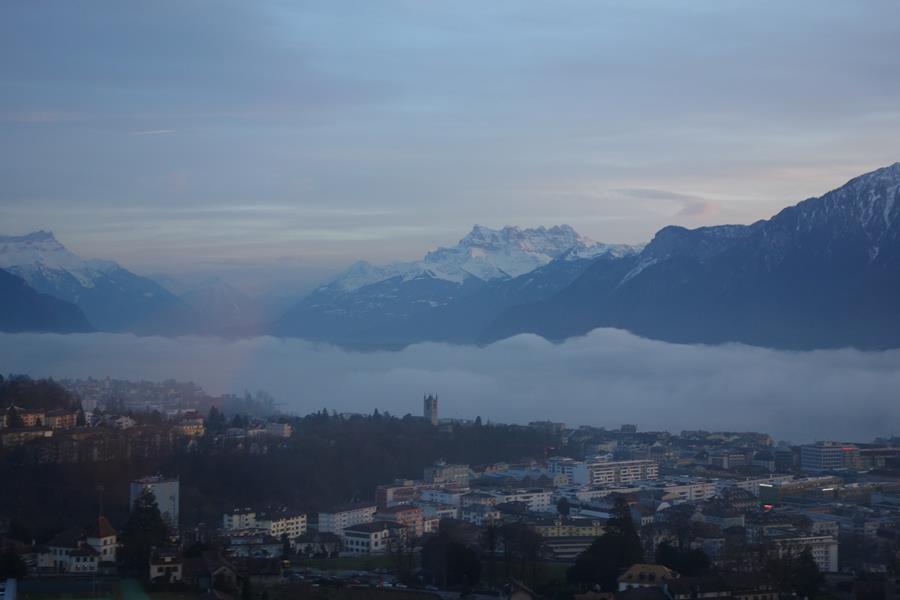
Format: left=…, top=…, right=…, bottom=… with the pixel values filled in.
left=422, top=521, right=485, bottom=589
left=121, top=488, right=169, bottom=573
left=206, top=406, right=227, bottom=433
left=791, top=548, right=823, bottom=599
left=7, top=519, right=32, bottom=544
left=422, top=529, right=481, bottom=589
left=482, top=522, right=499, bottom=588
left=6, top=406, right=24, bottom=428
left=557, top=497, right=572, bottom=517
left=500, top=522, right=544, bottom=586
left=607, top=496, right=643, bottom=563
left=241, top=578, right=254, bottom=600
left=655, top=541, right=710, bottom=577
left=568, top=497, right=643, bottom=590
left=766, top=547, right=822, bottom=599
left=0, top=547, right=27, bottom=580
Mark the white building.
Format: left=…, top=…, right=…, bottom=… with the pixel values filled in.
left=489, top=489, right=554, bottom=512
left=459, top=504, right=502, bottom=527
left=771, top=534, right=839, bottom=573
left=42, top=529, right=99, bottom=574
left=259, top=509, right=307, bottom=539
left=149, top=547, right=182, bottom=583
left=640, top=479, right=717, bottom=503
left=318, top=502, right=377, bottom=536
left=801, top=442, right=860, bottom=473
left=342, top=521, right=405, bottom=555
left=222, top=507, right=306, bottom=539
left=420, top=488, right=466, bottom=506
left=223, top=507, right=257, bottom=531
left=588, top=459, right=658, bottom=485
left=424, top=461, right=471, bottom=485
left=547, top=457, right=591, bottom=485
left=548, top=457, right=658, bottom=486
left=86, top=517, right=117, bottom=564
left=420, top=502, right=459, bottom=520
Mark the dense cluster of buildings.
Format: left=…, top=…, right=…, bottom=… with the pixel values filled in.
left=58, top=378, right=215, bottom=413
left=2, top=388, right=899, bottom=598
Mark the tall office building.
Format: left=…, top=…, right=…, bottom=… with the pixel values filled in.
left=423, top=394, right=438, bottom=426
left=800, top=442, right=860, bottom=473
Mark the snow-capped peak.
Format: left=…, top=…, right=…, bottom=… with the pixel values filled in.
left=329, top=224, right=640, bottom=292
left=0, top=230, right=120, bottom=288
left=0, top=231, right=83, bottom=270
left=458, top=224, right=592, bottom=255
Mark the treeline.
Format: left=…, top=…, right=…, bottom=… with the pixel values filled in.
left=0, top=375, right=81, bottom=411
left=180, top=410, right=556, bottom=524
left=0, top=408, right=556, bottom=542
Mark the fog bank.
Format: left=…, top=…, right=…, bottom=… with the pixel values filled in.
left=0, top=329, right=897, bottom=443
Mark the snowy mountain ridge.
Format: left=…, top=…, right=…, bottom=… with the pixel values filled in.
left=328, top=224, right=639, bottom=292
left=0, top=230, right=187, bottom=332
left=0, top=230, right=120, bottom=288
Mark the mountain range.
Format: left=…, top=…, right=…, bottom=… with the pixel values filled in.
left=273, top=225, right=639, bottom=347
left=0, top=232, right=261, bottom=335
left=482, top=162, right=900, bottom=349
left=2, top=162, right=899, bottom=350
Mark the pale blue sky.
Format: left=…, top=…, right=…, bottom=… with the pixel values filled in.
left=2, top=1, right=899, bottom=288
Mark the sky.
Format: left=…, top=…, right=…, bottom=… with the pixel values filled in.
left=2, top=329, right=898, bottom=443
left=2, top=1, right=900, bottom=289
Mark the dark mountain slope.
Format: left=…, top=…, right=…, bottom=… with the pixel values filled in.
left=481, top=163, right=900, bottom=350
left=0, top=269, right=93, bottom=333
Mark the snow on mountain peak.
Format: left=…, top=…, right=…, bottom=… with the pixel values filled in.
left=459, top=224, right=590, bottom=254
left=329, top=224, right=638, bottom=292
left=0, top=230, right=120, bottom=288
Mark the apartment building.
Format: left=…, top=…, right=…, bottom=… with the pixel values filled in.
left=318, top=502, right=377, bottom=536
left=342, top=521, right=406, bottom=555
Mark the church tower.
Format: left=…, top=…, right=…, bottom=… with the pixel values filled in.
left=423, top=394, right=438, bottom=426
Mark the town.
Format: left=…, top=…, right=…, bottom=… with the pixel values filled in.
left=1, top=376, right=899, bottom=600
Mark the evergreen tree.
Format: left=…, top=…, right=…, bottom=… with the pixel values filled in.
left=568, top=497, right=643, bottom=590
left=791, top=548, right=823, bottom=599
left=655, top=541, right=710, bottom=577
left=241, top=578, right=254, bottom=600
left=7, top=519, right=32, bottom=544
left=206, top=406, right=226, bottom=433
left=6, top=406, right=24, bottom=428
left=0, top=547, right=27, bottom=580
left=121, top=488, right=169, bottom=573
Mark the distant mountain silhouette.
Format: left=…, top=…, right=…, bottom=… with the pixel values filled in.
left=7, top=163, right=900, bottom=350
left=0, top=231, right=191, bottom=333
left=481, top=163, right=900, bottom=350
left=0, top=268, right=92, bottom=333
left=272, top=225, right=638, bottom=346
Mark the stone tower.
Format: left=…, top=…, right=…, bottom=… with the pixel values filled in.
left=423, top=394, right=438, bottom=426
